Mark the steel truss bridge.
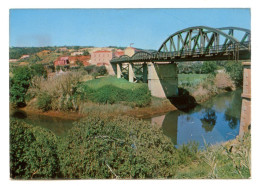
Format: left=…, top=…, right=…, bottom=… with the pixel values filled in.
left=110, top=26, right=251, bottom=63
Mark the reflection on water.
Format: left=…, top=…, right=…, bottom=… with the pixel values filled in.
left=10, top=110, right=76, bottom=136
left=148, top=89, right=242, bottom=149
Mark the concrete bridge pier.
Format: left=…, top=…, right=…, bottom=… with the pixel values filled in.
left=143, top=63, right=148, bottom=83
left=128, top=63, right=134, bottom=83
left=148, top=62, right=178, bottom=98
left=116, top=63, right=122, bottom=78
left=239, top=62, right=251, bottom=136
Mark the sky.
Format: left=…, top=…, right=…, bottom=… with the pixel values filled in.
left=9, top=9, right=251, bottom=50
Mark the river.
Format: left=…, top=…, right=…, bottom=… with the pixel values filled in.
left=10, top=89, right=242, bottom=148
left=146, top=89, right=242, bottom=148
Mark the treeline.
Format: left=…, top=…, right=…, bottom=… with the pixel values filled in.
left=9, top=47, right=56, bottom=59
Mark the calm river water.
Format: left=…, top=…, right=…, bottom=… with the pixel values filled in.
left=146, top=89, right=242, bottom=148
left=11, top=89, right=242, bottom=148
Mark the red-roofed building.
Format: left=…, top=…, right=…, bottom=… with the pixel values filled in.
left=54, top=56, right=69, bottom=67
left=124, top=47, right=141, bottom=57
left=91, top=50, right=116, bottom=75
left=68, top=55, right=91, bottom=66
left=114, top=49, right=125, bottom=57
left=91, top=50, right=113, bottom=65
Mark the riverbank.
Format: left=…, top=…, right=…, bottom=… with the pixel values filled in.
left=11, top=72, right=237, bottom=122
left=179, top=72, right=236, bottom=103
left=14, top=96, right=177, bottom=120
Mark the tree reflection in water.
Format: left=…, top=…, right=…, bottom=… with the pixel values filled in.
left=223, top=90, right=241, bottom=130
left=200, top=108, right=217, bottom=132
left=224, top=107, right=239, bottom=129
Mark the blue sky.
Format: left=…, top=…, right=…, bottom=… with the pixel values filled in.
left=9, top=9, right=250, bottom=50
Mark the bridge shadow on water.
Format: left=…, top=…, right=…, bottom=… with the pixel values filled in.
left=168, top=88, right=198, bottom=113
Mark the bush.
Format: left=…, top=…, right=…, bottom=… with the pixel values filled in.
left=58, top=115, right=198, bottom=179
left=84, top=65, right=107, bottom=76
left=77, top=77, right=151, bottom=107
left=30, top=63, right=47, bottom=78
left=37, top=92, right=52, bottom=111
left=10, top=66, right=32, bottom=107
left=27, top=71, right=84, bottom=111
left=10, top=120, right=60, bottom=179
left=224, top=61, right=243, bottom=87
left=201, top=61, right=217, bottom=75
left=96, top=66, right=107, bottom=76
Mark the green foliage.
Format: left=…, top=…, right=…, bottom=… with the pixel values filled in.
left=77, top=77, right=151, bottom=107
left=73, top=46, right=80, bottom=50
left=9, top=47, right=52, bottom=59
left=57, top=115, right=197, bottom=179
left=178, top=74, right=209, bottom=87
left=37, top=92, right=52, bottom=111
left=10, top=116, right=251, bottom=179
left=201, top=61, right=218, bottom=75
left=30, top=63, right=47, bottom=78
left=76, top=60, right=84, bottom=67
left=224, top=61, right=243, bottom=87
left=10, top=120, right=60, bottom=179
left=96, top=66, right=107, bottom=76
left=10, top=66, right=32, bottom=106
left=26, top=54, right=42, bottom=63
left=84, top=65, right=107, bottom=76
left=84, top=65, right=95, bottom=74
left=83, top=50, right=90, bottom=56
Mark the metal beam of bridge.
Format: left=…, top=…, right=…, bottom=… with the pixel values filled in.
left=111, top=26, right=251, bottom=64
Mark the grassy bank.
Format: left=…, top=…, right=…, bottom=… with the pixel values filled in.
left=178, top=72, right=235, bottom=103
left=10, top=115, right=250, bottom=179
left=26, top=74, right=151, bottom=113
left=77, top=76, right=151, bottom=107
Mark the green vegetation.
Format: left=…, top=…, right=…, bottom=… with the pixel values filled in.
left=84, top=65, right=107, bottom=77
left=10, top=64, right=48, bottom=107
left=178, top=74, right=209, bottom=87
left=224, top=61, right=243, bottom=87
left=201, top=61, right=218, bottom=75
left=83, top=50, right=90, bottom=56
left=10, top=116, right=251, bottom=179
left=77, top=76, right=151, bottom=107
left=9, top=47, right=54, bottom=59
left=10, top=66, right=32, bottom=106
left=10, top=120, right=60, bottom=179
left=178, top=61, right=217, bottom=74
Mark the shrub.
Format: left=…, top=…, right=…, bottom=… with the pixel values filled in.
left=224, top=61, right=243, bottom=87
left=30, top=63, right=47, bottom=78
left=77, top=77, right=151, bottom=107
left=10, top=66, right=32, bottom=107
left=96, top=66, right=107, bottom=76
left=84, top=65, right=107, bottom=76
left=201, top=61, right=217, bottom=75
left=27, top=71, right=85, bottom=111
left=10, top=120, right=60, bottom=179
left=58, top=115, right=197, bottom=179
left=37, top=92, right=52, bottom=111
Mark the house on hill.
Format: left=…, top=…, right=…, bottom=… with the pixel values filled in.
left=124, top=47, right=141, bottom=57
left=68, top=55, right=91, bottom=66
left=20, top=55, right=30, bottom=59
left=91, top=50, right=114, bottom=74
left=114, top=49, right=125, bottom=57
left=54, top=56, right=69, bottom=67
left=71, top=51, right=84, bottom=56
left=58, top=47, right=68, bottom=52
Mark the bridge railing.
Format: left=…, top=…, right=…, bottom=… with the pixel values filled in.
left=110, top=42, right=250, bottom=63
